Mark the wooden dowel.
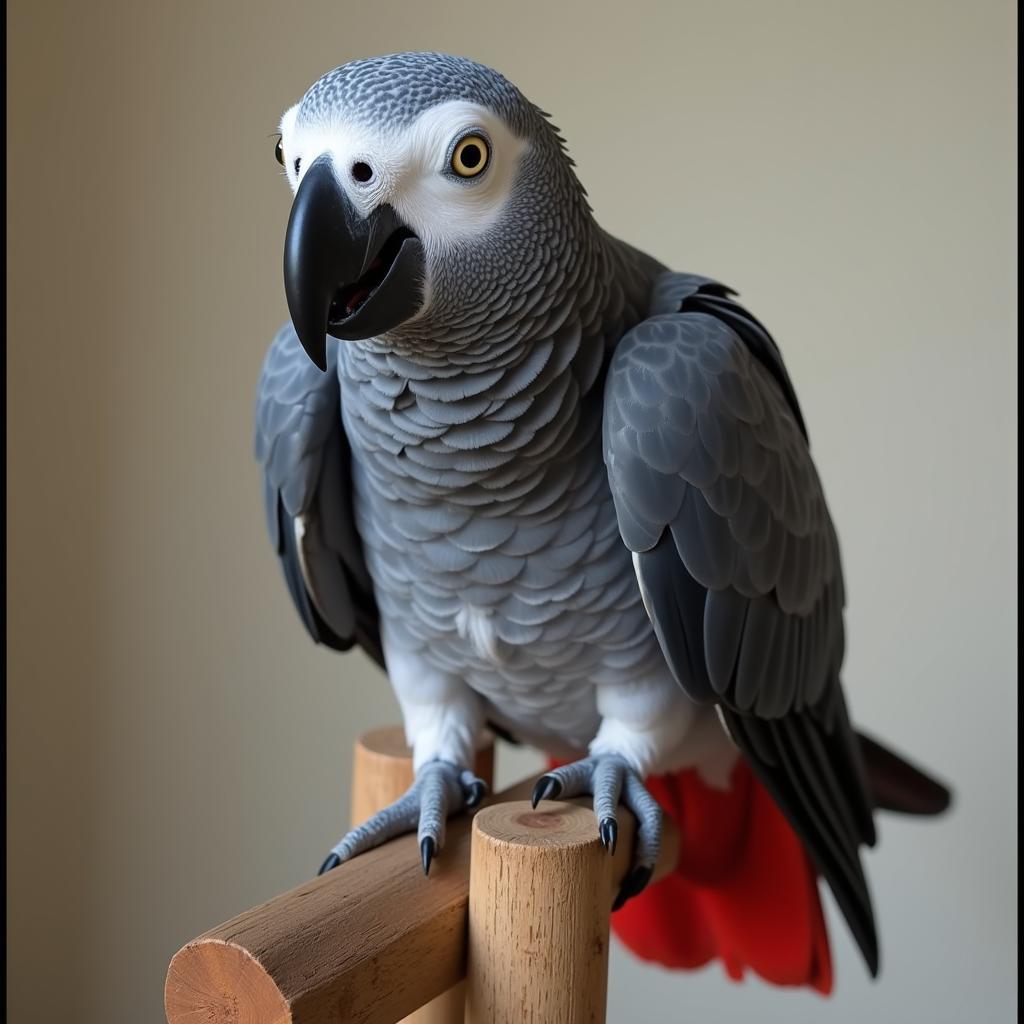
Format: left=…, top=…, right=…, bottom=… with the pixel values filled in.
left=165, top=778, right=532, bottom=1024
left=164, top=733, right=678, bottom=1024
left=351, top=728, right=494, bottom=1024
left=464, top=800, right=664, bottom=1024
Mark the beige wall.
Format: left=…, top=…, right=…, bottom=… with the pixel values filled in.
left=7, top=1, right=1016, bottom=1021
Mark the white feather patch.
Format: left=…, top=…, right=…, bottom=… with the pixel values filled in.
left=279, top=100, right=528, bottom=247
left=455, top=604, right=505, bottom=665
left=632, top=551, right=655, bottom=623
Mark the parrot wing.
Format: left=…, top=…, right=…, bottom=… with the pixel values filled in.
left=255, top=325, right=383, bottom=667
left=602, top=273, right=879, bottom=975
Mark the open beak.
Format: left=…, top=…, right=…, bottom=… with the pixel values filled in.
left=283, top=155, right=425, bottom=370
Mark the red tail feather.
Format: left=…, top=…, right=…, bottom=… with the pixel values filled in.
left=550, top=758, right=833, bottom=994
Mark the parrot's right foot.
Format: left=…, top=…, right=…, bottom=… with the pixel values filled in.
left=318, top=759, right=488, bottom=877
left=531, top=754, right=662, bottom=909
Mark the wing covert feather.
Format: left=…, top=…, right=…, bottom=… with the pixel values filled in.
left=255, top=325, right=383, bottom=665
left=604, top=273, right=878, bottom=974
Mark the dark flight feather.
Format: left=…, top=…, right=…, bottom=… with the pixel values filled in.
left=255, top=325, right=384, bottom=667
left=605, top=274, right=883, bottom=974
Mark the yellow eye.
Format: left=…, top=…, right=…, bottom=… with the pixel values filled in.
left=451, top=135, right=489, bottom=177
left=274, top=137, right=285, bottom=166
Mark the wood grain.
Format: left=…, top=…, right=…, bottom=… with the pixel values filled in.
left=351, top=728, right=494, bottom=1024
left=164, top=731, right=678, bottom=1024
left=464, top=801, right=666, bottom=1024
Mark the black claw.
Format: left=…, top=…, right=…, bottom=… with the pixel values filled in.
left=318, top=852, right=341, bottom=875
left=420, top=836, right=435, bottom=876
left=612, top=865, right=654, bottom=912
left=531, top=775, right=563, bottom=809
left=466, top=780, right=488, bottom=809
left=599, top=817, right=618, bottom=856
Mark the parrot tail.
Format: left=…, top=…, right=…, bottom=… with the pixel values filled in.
left=856, top=730, right=953, bottom=817
left=565, top=734, right=950, bottom=993
left=607, top=760, right=835, bottom=994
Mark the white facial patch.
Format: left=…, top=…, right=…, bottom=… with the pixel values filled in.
left=278, top=104, right=301, bottom=187
left=392, top=101, right=528, bottom=246
left=278, top=100, right=529, bottom=252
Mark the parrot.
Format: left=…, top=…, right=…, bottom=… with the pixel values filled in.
left=255, top=52, right=952, bottom=991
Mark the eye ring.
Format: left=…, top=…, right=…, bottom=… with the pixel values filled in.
left=274, top=137, right=285, bottom=166
left=450, top=134, right=489, bottom=178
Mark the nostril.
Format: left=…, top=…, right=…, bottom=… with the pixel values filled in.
left=351, top=161, right=373, bottom=183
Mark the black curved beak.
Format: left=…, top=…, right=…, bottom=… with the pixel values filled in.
left=283, top=155, right=425, bottom=370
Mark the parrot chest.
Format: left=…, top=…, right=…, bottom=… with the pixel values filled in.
left=340, top=365, right=664, bottom=748
left=358, top=477, right=660, bottom=748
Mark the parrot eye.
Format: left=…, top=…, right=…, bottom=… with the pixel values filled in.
left=274, top=137, right=285, bottom=166
left=450, top=134, right=489, bottom=178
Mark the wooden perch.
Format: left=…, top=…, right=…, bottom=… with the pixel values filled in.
left=164, top=729, right=679, bottom=1024
left=350, top=729, right=494, bottom=1024
left=467, top=801, right=626, bottom=1023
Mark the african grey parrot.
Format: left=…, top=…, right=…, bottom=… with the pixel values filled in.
left=255, top=52, right=950, bottom=988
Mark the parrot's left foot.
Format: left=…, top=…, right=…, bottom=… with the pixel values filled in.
left=318, top=759, right=488, bottom=877
left=532, top=754, right=662, bottom=909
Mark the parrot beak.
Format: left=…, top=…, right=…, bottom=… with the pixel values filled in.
left=283, top=155, right=426, bottom=370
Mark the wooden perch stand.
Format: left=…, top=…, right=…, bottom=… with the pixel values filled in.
left=165, top=728, right=679, bottom=1024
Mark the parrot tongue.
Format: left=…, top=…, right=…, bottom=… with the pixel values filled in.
left=329, top=229, right=414, bottom=324
left=344, top=281, right=374, bottom=316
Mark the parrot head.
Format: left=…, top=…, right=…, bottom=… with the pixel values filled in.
left=277, top=52, right=589, bottom=369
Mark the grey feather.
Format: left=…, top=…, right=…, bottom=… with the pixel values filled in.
left=604, top=274, right=878, bottom=974
left=254, top=324, right=382, bottom=664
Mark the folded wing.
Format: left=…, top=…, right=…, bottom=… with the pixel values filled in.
left=603, top=274, right=879, bottom=975
left=255, top=326, right=383, bottom=666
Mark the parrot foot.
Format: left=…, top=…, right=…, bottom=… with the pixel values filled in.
left=531, top=754, right=662, bottom=910
left=318, top=759, right=487, bottom=877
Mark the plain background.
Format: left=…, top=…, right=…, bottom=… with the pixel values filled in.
left=7, top=1, right=1017, bottom=1021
